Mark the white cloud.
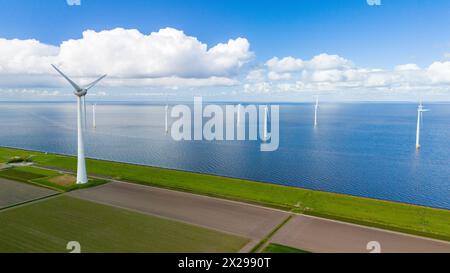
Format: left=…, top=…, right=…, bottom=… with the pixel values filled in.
left=105, top=76, right=239, bottom=88
left=264, top=53, right=354, bottom=82
left=265, top=53, right=353, bottom=75
left=307, top=53, right=352, bottom=70
left=245, top=69, right=265, bottom=81
left=0, top=38, right=58, bottom=74
left=57, top=28, right=252, bottom=78
left=267, top=71, right=291, bottom=81
left=394, top=63, right=420, bottom=71
left=0, top=28, right=252, bottom=88
left=244, top=82, right=271, bottom=93
left=2, top=28, right=450, bottom=100
left=265, top=56, right=303, bottom=73
left=305, top=69, right=346, bottom=82
left=0, top=88, right=62, bottom=98
left=427, top=61, right=450, bottom=83
left=245, top=52, right=450, bottom=99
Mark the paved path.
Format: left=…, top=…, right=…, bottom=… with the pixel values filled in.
left=270, top=214, right=450, bottom=253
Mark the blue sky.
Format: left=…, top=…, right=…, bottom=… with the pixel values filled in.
left=1, top=0, right=450, bottom=101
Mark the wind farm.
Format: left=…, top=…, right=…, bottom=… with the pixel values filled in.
left=0, top=0, right=449, bottom=258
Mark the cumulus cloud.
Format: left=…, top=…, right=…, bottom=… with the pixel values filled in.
left=0, top=28, right=252, bottom=88
left=244, top=52, right=450, bottom=99
left=245, top=69, right=265, bottom=82
left=394, top=63, right=420, bottom=71
left=265, top=56, right=303, bottom=73
left=267, top=71, right=291, bottom=81
left=0, top=38, right=58, bottom=74
left=2, top=28, right=450, bottom=100
left=307, top=53, right=352, bottom=70
left=427, top=61, right=450, bottom=83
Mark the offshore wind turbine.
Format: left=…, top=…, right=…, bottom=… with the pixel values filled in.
left=83, top=96, right=87, bottom=129
left=314, top=97, right=319, bottom=128
left=165, top=104, right=169, bottom=134
left=415, top=101, right=430, bottom=150
left=262, top=105, right=268, bottom=142
left=237, top=103, right=241, bottom=125
left=51, top=64, right=106, bottom=184
left=92, top=104, right=96, bottom=128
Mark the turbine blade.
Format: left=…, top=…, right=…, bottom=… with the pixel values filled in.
left=51, top=64, right=81, bottom=91
left=85, top=74, right=107, bottom=90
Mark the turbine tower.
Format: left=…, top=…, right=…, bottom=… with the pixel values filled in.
left=415, top=102, right=430, bottom=150
left=263, top=105, right=268, bottom=142
left=165, top=104, right=169, bottom=134
left=92, top=104, right=97, bottom=129
left=83, top=96, right=87, bottom=129
left=52, top=64, right=106, bottom=184
left=314, top=97, right=319, bottom=128
left=237, top=103, right=241, bottom=125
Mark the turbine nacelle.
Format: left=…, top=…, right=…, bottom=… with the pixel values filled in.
left=418, top=105, right=430, bottom=113
left=75, top=89, right=87, bottom=97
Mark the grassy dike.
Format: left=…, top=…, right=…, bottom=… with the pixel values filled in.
left=1, top=146, right=449, bottom=242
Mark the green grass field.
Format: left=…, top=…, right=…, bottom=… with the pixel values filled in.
left=0, top=196, right=248, bottom=253
left=0, top=167, right=46, bottom=182
left=1, top=147, right=449, bottom=241
left=0, top=165, right=107, bottom=191
left=262, top=243, right=308, bottom=253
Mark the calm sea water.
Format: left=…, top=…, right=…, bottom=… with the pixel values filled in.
left=0, top=101, right=449, bottom=209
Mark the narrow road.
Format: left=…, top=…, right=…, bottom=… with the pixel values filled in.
left=270, top=214, right=450, bottom=253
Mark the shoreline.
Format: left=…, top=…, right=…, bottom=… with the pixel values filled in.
left=1, top=146, right=449, bottom=242
left=1, top=145, right=448, bottom=212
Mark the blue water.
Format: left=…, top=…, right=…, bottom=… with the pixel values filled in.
left=0, top=102, right=449, bottom=209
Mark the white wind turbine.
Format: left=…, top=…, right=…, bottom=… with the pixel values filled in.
left=314, top=97, right=319, bottom=128
left=262, top=105, right=268, bottom=142
left=83, top=96, right=87, bottom=129
left=92, top=104, right=97, bottom=129
left=165, top=104, right=169, bottom=134
left=237, top=103, right=241, bottom=125
left=415, top=101, right=430, bottom=150
left=52, top=64, right=106, bottom=184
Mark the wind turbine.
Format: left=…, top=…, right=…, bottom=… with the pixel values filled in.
left=83, top=96, right=87, bottom=129
left=262, top=105, right=268, bottom=142
left=92, top=104, right=97, bottom=129
left=415, top=101, right=430, bottom=150
left=237, top=103, right=241, bottom=125
left=51, top=64, right=106, bottom=184
left=165, top=104, right=169, bottom=134
left=314, top=97, right=319, bottom=128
